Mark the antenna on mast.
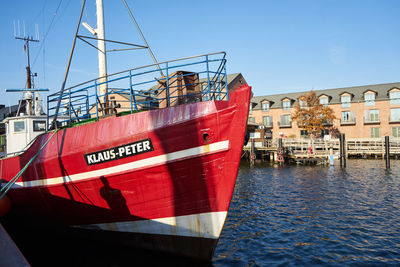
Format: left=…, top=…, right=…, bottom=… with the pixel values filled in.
left=14, top=20, right=40, bottom=89
left=12, top=20, right=42, bottom=116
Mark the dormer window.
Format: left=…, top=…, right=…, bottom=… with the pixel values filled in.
left=364, top=91, right=376, bottom=107
left=319, top=96, right=329, bottom=107
left=282, top=100, right=291, bottom=110
left=389, top=89, right=400, bottom=105
left=262, top=102, right=270, bottom=112
left=341, top=95, right=351, bottom=108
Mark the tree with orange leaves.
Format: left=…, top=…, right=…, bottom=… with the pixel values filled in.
left=292, top=91, right=337, bottom=138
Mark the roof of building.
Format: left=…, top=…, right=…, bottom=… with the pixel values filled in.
left=252, top=81, right=400, bottom=109
left=0, top=103, right=23, bottom=120
left=223, top=73, right=244, bottom=86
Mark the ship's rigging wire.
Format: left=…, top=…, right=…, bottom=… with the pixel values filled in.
left=51, top=0, right=86, bottom=127
left=30, top=0, right=48, bottom=26
left=121, top=0, right=164, bottom=77
left=31, top=0, right=63, bottom=68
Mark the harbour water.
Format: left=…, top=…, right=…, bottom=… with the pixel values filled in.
left=214, top=160, right=400, bottom=266
left=8, top=159, right=400, bottom=266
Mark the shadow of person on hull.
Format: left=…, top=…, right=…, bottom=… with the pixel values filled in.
left=99, top=176, right=131, bottom=216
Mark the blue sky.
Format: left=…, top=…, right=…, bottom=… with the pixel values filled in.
left=1, top=0, right=400, bottom=105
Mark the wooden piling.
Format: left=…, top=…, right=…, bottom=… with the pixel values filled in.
left=340, top=133, right=346, bottom=168
left=277, top=138, right=283, bottom=165
left=250, top=139, right=255, bottom=166
left=385, top=136, right=390, bottom=169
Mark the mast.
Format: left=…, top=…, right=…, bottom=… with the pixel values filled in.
left=25, top=40, right=32, bottom=89
left=25, top=39, right=33, bottom=115
left=96, top=0, right=108, bottom=107
left=15, top=36, right=39, bottom=115
left=7, top=39, right=49, bottom=116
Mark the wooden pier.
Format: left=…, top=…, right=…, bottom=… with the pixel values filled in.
left=243, top=137, right=400, bottom=164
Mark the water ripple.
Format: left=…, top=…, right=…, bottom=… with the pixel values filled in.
left=213, top=160, right=400, bottom=266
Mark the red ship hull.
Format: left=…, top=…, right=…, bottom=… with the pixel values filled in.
left=0, top=85, right=251, bottom=260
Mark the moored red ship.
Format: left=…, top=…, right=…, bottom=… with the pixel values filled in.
left=0, top=0, right=251, bottom=261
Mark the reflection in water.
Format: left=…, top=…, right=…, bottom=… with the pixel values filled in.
left=214, top=160, right=400, bottom=266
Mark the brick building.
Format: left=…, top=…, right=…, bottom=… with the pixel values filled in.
left=249, top=82, right=400, bottom=139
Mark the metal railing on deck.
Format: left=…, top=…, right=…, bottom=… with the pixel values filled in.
left=47, top=52, right=228, bottom=128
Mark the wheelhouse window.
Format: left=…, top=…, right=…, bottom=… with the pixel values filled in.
left=364, top=93, right=375, bottom=107
left=262, top=102, right=270, bottom=112
left=33, top=120, right=46, bottom=132
left=390, top=91, right=400, bottom=105
left=282, top=100, right=291, bottom=110
left=341, top=95, right=351, bottom=108
left=14, top=121, right=25, bottom=133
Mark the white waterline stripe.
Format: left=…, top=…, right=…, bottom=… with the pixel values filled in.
left=73, top=211, right=228, bottom=239
left=10, top=140, right=229, bottom=188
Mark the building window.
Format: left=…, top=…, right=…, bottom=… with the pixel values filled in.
left=392, top=127, right=400, bottom=137
left=364, top=93, right=375, bottom=107
left=341, top=95, right=351, bottom=108
left=319, top=97, right=329, bottom=107
left=248, top=117, right=255, bottom=123
left=262, top=102, right=270, bottom=112
left=390, top=108, right=400, bottom=122
left=282, top=100, right=291, bottom=110
left=249, top=104, right=252, bottom=115
left=263, top=116, right=273, bottom=127
left=341, top=111, right=355, bottom=123
left=300, top=130, right=308, bottom=138
left=14, top=121, right=25, bottom=133
left=364, top=109, right=380, bottom=123
left=299, top=99, right=307, bottom=108
left=370, top=127, right=380, bottom=138
left=280, top=114, right=291, bottom=126
left=390, top=91, right=400, bottom=105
